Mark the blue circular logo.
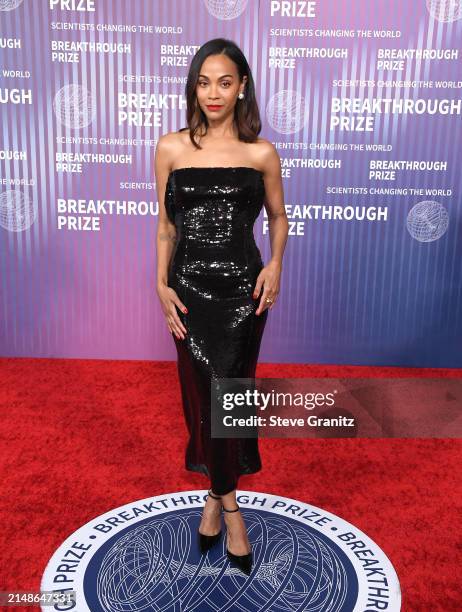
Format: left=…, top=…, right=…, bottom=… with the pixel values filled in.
left=41, top=490, right=401, bottom=611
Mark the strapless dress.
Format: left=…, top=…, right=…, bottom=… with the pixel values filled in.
left=164, top=166, right=268, bottom=495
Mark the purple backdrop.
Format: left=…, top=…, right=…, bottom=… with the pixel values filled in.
left=1, top=0, right=461, bottom=367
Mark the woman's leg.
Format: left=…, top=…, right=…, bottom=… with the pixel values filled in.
left=198, top=486, right=222, bottom=536
left=221, top=489, right=251, bottom=555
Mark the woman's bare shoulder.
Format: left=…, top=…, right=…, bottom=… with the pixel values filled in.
left=157, top=129, right=185, bottom=148
left=254, top=136, right=276, bottom=152
left=251, top=137, right=280, bottom=171
left=156, top=130, right=188, bottom=169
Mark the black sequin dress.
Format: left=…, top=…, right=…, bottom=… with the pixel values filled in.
left=164, top=166, right=268, bottom=495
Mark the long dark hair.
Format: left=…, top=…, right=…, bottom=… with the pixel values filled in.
left=181, top=38, right=261, bottom=149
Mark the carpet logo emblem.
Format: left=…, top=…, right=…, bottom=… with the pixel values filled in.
left=41, top=490, right=401, bottom=611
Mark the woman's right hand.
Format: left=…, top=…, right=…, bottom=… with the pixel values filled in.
left=157, top=283, right=188, bottom=340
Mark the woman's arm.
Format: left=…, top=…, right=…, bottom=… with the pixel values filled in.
left=155, top=134, right=177, bottom=290
left=154, top=134, right=187, bottom=339
left=254, top=142, right=289, bottom=315
left=261, top=141, right=289, bottom=267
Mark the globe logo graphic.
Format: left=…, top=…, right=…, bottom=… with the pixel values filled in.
left=0, top=0, right=24, bottom=11
left=266, top=90, right=309, bottom=135
left=0, top=189, right=37, bottom=232
left=426, top=0, right=462, bottom=21
left=41, top=491, right=402, bottom=612
left=406, top=200, right=449, bottom=242
left=53, top=84, right=96, bottom=130
left=91, top=510, right=353, bottom=611
left=204, top=0, right=249, bottom=20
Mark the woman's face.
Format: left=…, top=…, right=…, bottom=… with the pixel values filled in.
left=195, top=54, right=247, bottom=121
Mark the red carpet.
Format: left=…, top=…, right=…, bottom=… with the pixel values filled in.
left=0, top=357, right=460, bottom=610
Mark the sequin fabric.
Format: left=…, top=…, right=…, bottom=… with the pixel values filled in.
left=164, top=166, right=268, bottom=495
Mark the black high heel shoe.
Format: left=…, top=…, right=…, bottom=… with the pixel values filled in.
left=198, top=489, right=222, bottom=554
left=223, top=503, right=252, bottom=576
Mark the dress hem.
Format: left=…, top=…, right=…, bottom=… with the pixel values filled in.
left=186, top=461, right=262, bottom=480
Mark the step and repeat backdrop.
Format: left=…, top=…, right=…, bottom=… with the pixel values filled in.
left=1, top=0, right=461, bottom=366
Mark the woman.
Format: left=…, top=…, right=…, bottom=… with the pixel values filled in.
left=155, top=38, right=288, bottom=575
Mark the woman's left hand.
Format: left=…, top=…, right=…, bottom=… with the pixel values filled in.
left=253, top=260, right=281, bottom=315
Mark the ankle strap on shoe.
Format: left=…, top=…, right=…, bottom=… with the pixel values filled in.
left=222, top=504, right=240, bottom=512
left=208, top=489, right=222, bottom=500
